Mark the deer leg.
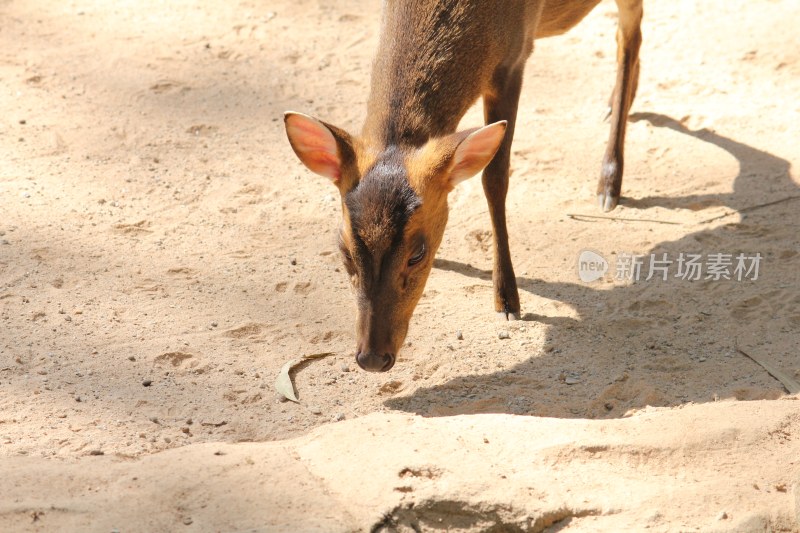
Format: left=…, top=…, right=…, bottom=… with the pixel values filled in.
left=482, top=66, right=524, bottom=320
left=597, top=0, right=643, bottom=212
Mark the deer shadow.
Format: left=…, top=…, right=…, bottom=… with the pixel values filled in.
left=387, top=112, right=799, bottom=419
left=622, top=112, right=796, bottom=211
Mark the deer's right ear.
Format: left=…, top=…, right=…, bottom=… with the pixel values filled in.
left=284, top=112, right=355, bottom=185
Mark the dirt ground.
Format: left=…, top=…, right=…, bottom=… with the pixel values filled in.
left=1, top=0, right=799, bottom=531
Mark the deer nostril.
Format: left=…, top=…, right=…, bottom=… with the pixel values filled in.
left=356, top=351, right=395, bottom=372
left=381, top=354, right=396, bottom=372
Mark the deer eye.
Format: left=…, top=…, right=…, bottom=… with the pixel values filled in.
left=408, top=242, right=426, bottom=267
left=339, top=246, right=356, bottom=276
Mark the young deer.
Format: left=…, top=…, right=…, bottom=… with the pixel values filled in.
left=285, top=0, right=643, bottom=371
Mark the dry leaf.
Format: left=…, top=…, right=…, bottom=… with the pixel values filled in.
left=274, top=352, right=336, bottom=403
left=737, top=347, right=800, bottom=395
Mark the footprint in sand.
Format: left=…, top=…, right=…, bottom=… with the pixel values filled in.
left=730, top=296, right=763, bottom=320
left=154, top=351, right=193, bottom=367
left=223, top=323, right=266, bottom=339
left=293, top=281, right=313, bottom=295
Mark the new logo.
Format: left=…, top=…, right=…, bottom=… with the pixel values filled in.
left=577, top=249, right=609, bottom=283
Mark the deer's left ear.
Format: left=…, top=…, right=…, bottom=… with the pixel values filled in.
left=408, top=120, right=506, bottom=192
left=447, top=121, right=507, bottom=186
left=413, top=121, right=507, bottom=192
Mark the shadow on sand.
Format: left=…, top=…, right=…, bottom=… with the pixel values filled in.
left=387, top=113, right=799, bottom=419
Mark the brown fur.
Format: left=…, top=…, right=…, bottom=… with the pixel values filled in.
left=285, top=0, right=644, bottom=371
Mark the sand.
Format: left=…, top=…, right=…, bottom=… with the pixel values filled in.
left=1, top=0, right=799, bottom=531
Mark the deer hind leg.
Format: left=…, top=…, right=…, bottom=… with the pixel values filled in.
left=482, top=65, right=525, bottom=321
left=597, top=0, right=643, bottom=212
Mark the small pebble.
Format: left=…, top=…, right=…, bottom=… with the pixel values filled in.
left=210, top=321, right=218, bottom=328
left=290, top=258, right=297, bottom=265
left=340, top=364, right=350, bottom=373
left=498, top=331, right=510, bottom=340
left=128, top=356, right=136, bottom=361
left=88, top=449, right=104, bottom=456
left=64, top=315, right=72, bottom=322
left=698, top=357, right=707, bottom=362
left=717, top=511, right=728, bottom=520
left=565, top=375, right=581, bottom=385
left=183, top=517, right=193, bottom=525
left=456, top=330, right=463, bottom=340
left=20, top=191, right=31, bottom=198
left=275, top=392, right=289, bottom=403
left=333, top=413, right=345, bottom=421
left=142, top=379, right=152, bottom=387
left=309, top=407, right=322, bottom=415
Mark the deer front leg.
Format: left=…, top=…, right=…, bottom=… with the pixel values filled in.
left=482, top=66, right=524, bottom=320
left=597, top=0, right=643, bottom=212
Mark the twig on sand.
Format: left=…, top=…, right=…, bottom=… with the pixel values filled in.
left=735, top=340, right=800, bottom=394
left=699, top=195, right=800, bottom=224
left=566, top=213, right=681, bottom=225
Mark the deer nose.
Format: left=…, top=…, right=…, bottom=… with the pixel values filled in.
left=356, top=351, right=396, bottom=372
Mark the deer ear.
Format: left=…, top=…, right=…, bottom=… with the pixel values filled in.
left=284, top=112, right=355, bottom=184
left=447, top=121, right=507, bottom=186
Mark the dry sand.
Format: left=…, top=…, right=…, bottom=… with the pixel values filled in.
left=1, top=0, right=799, bottom=531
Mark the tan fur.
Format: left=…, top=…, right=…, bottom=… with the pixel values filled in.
left=537, top=0, right=603, bottom=38
left=285, top=0, right=644, bottom=370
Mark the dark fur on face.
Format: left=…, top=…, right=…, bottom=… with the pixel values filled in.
left=344, top=148, right=421, bottom=289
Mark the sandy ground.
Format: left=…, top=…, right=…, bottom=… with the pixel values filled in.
left=1, top=0, right=799, bottom=531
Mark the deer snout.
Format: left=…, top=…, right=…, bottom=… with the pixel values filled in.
left=354, top=305, right=406, bottom=372
left=356, top=351, right=396, bottom=372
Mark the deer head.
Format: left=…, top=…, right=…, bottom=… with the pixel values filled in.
left=285, top=112, right=505, bottom=371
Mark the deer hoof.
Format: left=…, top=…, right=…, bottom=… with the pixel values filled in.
left=597, top=192, right=619, bottom=212
left=496, top=310, right=520, bottom=321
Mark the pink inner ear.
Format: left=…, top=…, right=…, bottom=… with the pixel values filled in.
left=286, top=114, right=342, bottom=182
left=450, top=122, right=507, bottom=185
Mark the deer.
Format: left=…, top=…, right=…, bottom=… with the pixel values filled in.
left=284, top=0, right=643, bottom=371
